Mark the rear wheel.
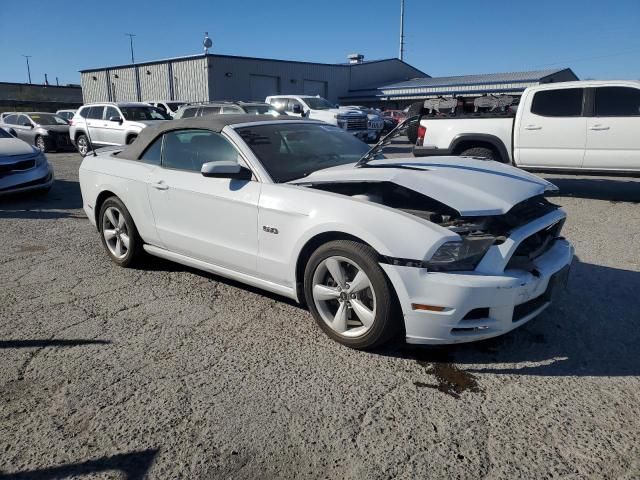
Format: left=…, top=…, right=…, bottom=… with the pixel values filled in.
left=459, top=146, right=496, bottom=161
left=98, top=197, right=142, bottom=267
left=76, top=134, right=90, bottom=156
left=406, top=101, right=424, bottom=144
left=304, top=240, right=398, bottom=350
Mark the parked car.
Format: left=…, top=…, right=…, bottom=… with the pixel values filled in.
left=79, top=115, right=573, bottom=350
left=0, top=112, right=73, bottom=152
left=340, top=106, right=385, bottom=142
left=382, top=109, right=407, bottom=125
left=412, top=80, right=640, bottom=173
left=147, top=101, right=186, bottom=118
left=174, top=101, right=282, bottom=119
left=70, top=102, right=170, bottom=156
left=265, top=95, right=373, bottom=141
left=56, top=109, right=77, bottom=123
left=0, top=127, right=54, bottom=196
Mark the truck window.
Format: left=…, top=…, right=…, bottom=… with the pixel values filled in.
left=531, top=88, right=583, bottom=117
left=594, top=87, right=640, bottom=117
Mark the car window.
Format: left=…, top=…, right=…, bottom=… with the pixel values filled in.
left=221, top=106, right=243, bottom=114
left=270, top=98, right=288, bottom=112
left=87, top=106, right=105, bottom=119
left=200, top=106, right=221, bottom=116
left=180, top=107, right=198, bottom=118
left=104, top=106, right=120, bottom=120
left=4, top=114, right=18, bottom=125
left=594, top=87, right=640, bottom=117
left=77, top=107, right=89, bottom=118
left=17, top=115, right=32, bottom=126
left=162, top=129, right=239, bottom=172
left=287, top=99, right=302, bottom=112
left=139, top=136, right=163, bottom=165
left=29, top=114, right=68, bottom=125
left=531, top=88, right=583, bottom=117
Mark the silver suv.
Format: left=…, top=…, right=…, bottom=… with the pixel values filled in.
left=70, top=102, right=170, bottom=156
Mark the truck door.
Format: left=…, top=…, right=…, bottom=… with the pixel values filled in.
left=516, top=87, right=586, bottom=168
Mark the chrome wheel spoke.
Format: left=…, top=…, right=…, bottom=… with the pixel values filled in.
left=117, top=213, right=125, bottom=229
left=313, top=284, right=340, bottom=301
left=114, top=238, right=123, bottom=257
left=348, top=270, right=371, bottom=293
left=350, top=299, right=375, bottom=328
left=120, top=233, right=130, bottom=250
left=331, top=302, right=348, bottom=334
left=103, top=229, right=117, bottom=241
left=325, top=257, right=345, bottom=287
left=105, top=208, right=117, bottom=228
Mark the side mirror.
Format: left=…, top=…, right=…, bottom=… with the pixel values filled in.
left=291, top=104, right=303, bottom=115
left=109, top=116, right=123, bottom=124
left=23, top=122, right=33, bottom=128
left=201, top=161, right=252, bottom=180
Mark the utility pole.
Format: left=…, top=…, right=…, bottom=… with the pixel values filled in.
left=22, top=55, right=32, bottom=84
left=125, top=33, right=136, bottom=64
left=399, top=0, right=405, bottom=61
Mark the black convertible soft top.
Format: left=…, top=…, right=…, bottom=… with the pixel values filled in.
left=118, top=114, right=309, bottom=160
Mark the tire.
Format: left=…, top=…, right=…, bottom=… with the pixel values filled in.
left=126, top=135, right=137, bottom=145
left=35, top=136, right=48, bottom=153
left=76, top=134, right=90, bottom=157
left=406, top=101, right=425, bottom=144
left=458, top=146, right=496, bottom=161
left=98, top=196, right=143, bottom=268
left=304, top=240, right=399, bottom=350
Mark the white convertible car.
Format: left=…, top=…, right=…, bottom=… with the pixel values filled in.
left=79, top=115, right=573, bottom=349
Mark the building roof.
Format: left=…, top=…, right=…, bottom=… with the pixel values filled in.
left=380, top=68, right=576, bottom=90
left=80, top=53, right=428, bottom=77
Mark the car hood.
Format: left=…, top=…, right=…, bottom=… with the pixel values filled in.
left=0, top=137, right=38, bottom=158
left=289, top=156, right=557, bottom=216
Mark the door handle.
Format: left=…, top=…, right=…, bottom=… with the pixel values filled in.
left=524, top=125, right=542, bottom=130
left=151, top=181, right=169, bottom=190
left=589, top=125, right=610, bottom=131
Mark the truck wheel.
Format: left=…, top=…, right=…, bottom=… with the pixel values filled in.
left=459, top=147, right=496, bottom=161
left=406, top=101, right=424, bottom=144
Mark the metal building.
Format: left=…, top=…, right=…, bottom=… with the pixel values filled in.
left=378, top=68, right=579, bottom=106
left=80, top=53, right=427, bottom=105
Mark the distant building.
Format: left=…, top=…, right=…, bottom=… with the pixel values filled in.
left=0, top=82, right=83, bottom=112
left=378, top=68, right=579, bottom=107
left=79, top=53, right=427, bottom=105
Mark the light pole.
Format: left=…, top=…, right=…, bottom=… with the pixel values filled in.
left=399, top=0, right=405, bottom=61
left=22, top=55, right=32, bottom=84
left=125, top=33, right=136, bottom=64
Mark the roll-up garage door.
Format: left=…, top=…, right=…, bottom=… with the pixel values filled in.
left=303, top=80, right=327, bottom=98
left=250, top=75, right=280, bottom=101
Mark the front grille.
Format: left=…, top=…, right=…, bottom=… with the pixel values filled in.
left=0, top=159, right=36, bottom=174
left=53, top=133, right=72, bottom=147
left=509, top=220, right=563, bottom=264
left=342, top=116, right=367, bottom=131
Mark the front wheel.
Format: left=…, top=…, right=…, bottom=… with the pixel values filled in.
left=76, top=134, right=90, bottom=156
left=35, top=136, right=48, bottom=152
left=98, top=197, right=142, bottom=267
left=304, top=240, right=399, bottom=350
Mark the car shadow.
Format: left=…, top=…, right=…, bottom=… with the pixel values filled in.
left=0, top=179, right=84, bottom=219
left=0, top=448, right=158, bottom=480
left=544, top=176, right=640, bottom=203
left=376, top=256, right=640, bottom=378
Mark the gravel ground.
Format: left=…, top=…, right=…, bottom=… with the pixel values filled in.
left=1, top=147, right=639, bottom=479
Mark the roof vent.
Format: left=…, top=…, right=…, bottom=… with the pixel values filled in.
left=348, top=53, right=365, bottom=64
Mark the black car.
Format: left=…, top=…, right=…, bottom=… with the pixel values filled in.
left=0, top=112, right=73, bottom=152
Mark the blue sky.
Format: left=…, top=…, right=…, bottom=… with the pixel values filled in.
left=1, top=0, right=638, bottom=85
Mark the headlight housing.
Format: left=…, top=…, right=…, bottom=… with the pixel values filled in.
left=424, top=235, right=495, bottom=271
left=34, top=151, right=48, bottom=167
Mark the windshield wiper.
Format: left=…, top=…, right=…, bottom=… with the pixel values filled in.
left=354, top=115, right=420, bottom=168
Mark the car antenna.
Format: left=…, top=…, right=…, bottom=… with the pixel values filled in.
left=354, top=115, right=419, bottom=168
left=83, top=109, right=98, bottom=157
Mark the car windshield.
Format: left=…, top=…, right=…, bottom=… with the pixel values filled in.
left=119, top=106, right=170, bottom=121
left=166, top=102, right=185, bottom=113
left=236, top=122, right=372, bottom=183
left=243, top=105, right=280, bottom=115
left=28, top=114, right=68, bottom=126
left=302, top=97, right=334, bottom=110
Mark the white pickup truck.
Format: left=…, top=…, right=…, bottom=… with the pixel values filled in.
left=412, top=80, right=640, bottom=173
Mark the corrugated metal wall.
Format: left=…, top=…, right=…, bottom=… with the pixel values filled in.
left=172, top=57, right=208, bottom=102
left=139, top=63, right=171, bottom=101
left=109, top=67, right=138, bottom=102
left=81, top=70, right=110, bottom=103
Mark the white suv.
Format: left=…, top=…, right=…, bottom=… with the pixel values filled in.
left=70, top=102, right=170, bottom=156
left=265, top=95, right=373, bottom=141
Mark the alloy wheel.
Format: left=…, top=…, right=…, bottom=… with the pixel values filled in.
left=311, top=256, right=376, bottom=338
left=102, top=207, right=130, bottom=259
left=77, top=137, right=88, bottom=156
left=36, top=137, right=46, bottom=152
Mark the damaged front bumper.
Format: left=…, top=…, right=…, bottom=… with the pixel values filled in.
left=381, top=212, right=574, bottom=344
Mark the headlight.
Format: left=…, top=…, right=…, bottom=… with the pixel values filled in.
left=35, top=151, right=48, bottom=167
left=425, top=235, right=495, bottom=271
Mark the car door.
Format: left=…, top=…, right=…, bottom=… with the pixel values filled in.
left=85, top=106, right=106, bottom=145
left=101, top=106, right=125, bottom=146
left=516, top=87, right=586, bottom=168
left=146, top=128, right=261, bottom=274
left=583, top=86, right=640, bottom=172
left=2, top=114, right=21, bottom=139
left=13, top=115, right=37, bottom=145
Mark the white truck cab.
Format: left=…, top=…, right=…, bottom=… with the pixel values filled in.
left=413, top=80, right=640, bottom=173
left=265, top=95, right=374, bottom=141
